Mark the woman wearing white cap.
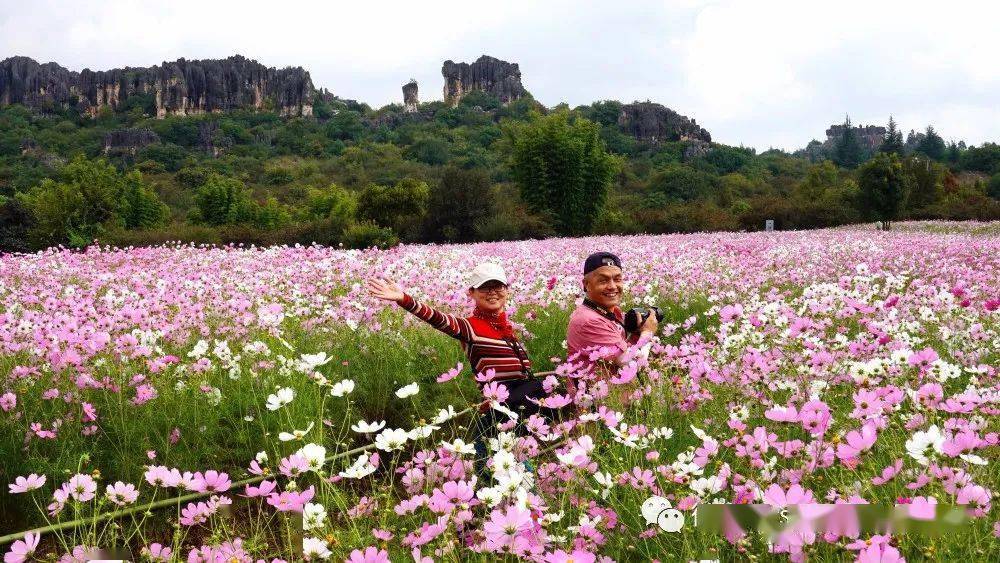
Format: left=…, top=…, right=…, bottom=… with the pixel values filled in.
left=367, top=262, right=557, bottom=472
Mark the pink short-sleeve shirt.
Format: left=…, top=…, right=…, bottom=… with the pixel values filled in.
left=566, top=303, right=628, bottom=366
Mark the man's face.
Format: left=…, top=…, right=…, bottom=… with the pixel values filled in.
left=584, top=265, right=623, bottom=309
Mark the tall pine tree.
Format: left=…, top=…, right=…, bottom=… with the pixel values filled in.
left=834, top=115, right=864, bottom=168
left=879, top=116, right=904, bottom=155
left=916, top=125, right=946, bottom=161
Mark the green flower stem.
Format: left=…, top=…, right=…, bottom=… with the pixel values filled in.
left=0, top=405, right=477, bottom=547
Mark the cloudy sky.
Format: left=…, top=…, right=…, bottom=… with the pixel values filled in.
left=3, top=0, right=999, bottom=151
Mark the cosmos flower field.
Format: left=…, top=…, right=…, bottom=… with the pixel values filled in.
left=1, top=222, right=999, bottom=562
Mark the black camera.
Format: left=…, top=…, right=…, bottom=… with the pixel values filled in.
left=623, top=306, right=664, bottom=334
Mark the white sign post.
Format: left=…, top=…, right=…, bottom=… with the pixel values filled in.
left=765, top=219, right=774, bottom=232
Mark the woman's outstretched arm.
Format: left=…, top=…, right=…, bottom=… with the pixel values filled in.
left=366, top=278, right=470, bottom=340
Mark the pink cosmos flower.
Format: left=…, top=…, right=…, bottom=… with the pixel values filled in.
left=436, top=362, right=463, bottom=383
left=763, top=483, right=815, bottom=508
left=428, top=480, right=475, bottom=514
left=105, top=481, right=139, bottom=506
left=907, top=347, right=939, bottom=369
left=179, top=501, right=214, bottom=526
left=140, top=543, right=172, bottom=562
left=0, top=392, right=16, bottom=412
left=346, top=546, right=390, bottom=563
left=9, top=474, right=46, bottom=494
left=871, top=459, right=903, bottom=485
left=765, top=404, right=799, bottom=423
left=144, top=465, right=178, bottom=488
left=3, top=532, right=39, bottom=563
left=244, top=480, right=278, bottom=498
left=266, top=485, right=315, bottom=513
left=279, top=454, right=310, bottom=477
left=67, top=474, right=97, bottom=502
left=545, top=549, right=597, bottom=563
left=836, top=423, right=877, bottom=462
left=856, top=543, right=905, bottom=563
left=483, top=505, right=533, bottom=552
left=191, top=470, right=231, bottom=493
left=482, top=381, right=509, bottom=403
left=799, top=400, right=831, bottom=436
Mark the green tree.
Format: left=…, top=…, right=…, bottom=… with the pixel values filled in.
left=647, top=165, right=716, bottom=203
left=18, top=156, right=166, bottom=246
left=425, top=166, right=495, bottom=242
left=833, top=115, right=864, bottom=169
left=915, top=126, right=946, bottom=161
left=857, top=152, right=908, bottom=230
left=119, top=170, right=169, bottom=229
left=193, top=174, right=257, bottom=226
left=960, top=142, right=1000, bottom=173
left=305, top=184, right=357, bottom=235
left=796, top=160, right=839, bottom=200
left=508, top=111, right=620, bottom=235
left=356, top=178, right=429, bottom=240
left=903, top=156, right=944, bottom=211
left=879, top=116, right=904, bottom=155
left=987, top=173, right=1000, bottom=200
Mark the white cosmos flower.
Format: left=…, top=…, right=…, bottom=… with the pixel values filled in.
left=905, top=424, right=945, bottom=465
left=476, top=486, right=502, bottom=507
left=303, top=502, right=328, bottom=531
left=432, top=405, right=458, bottom=424
left=490, top=401, right=518, bottom=421
left=374, top=428, right=409, bottom=451
left=279, top=422, right=315, bottom=442
left=407, top=424, right=439, bottom=440
left=395, top=382, right=419, bottom=398
left=302, top=537, right=331, bottom=560
left=339, top=453, right=376, bottom=479
left=255, top=451, right=268, bottom=464
left=351, top=420, right=386, bottom=434
left=187, top=339, right=209, bottom=358
left=266, top=387, right=295, bottom=411
left=491, top=450, right=518, bottom=474
left=442, top=438, right=477, bottom=455
left=330, top=379, right=355, bottom=397
left=960, top=454, right=988, bottom=466
left=297, top=443, right=327, bottom=472
left=298, top=352, right=332, bottom=373
left=593, top=471, right=614, bottom=489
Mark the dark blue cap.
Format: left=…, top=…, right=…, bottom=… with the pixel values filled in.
left=583, top=252, right=622, bottom=275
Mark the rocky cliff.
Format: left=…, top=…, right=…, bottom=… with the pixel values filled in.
left=617, top=102, right=711, bottom=145
left=103, top=128, right=160, bottom=155
left=0, top=55, right=315, bottom=118
left=824, top=123, right=885, bottom=153
left=441, top=55, right=527, bottom=106
left=402, top=79, right=419, bottom=112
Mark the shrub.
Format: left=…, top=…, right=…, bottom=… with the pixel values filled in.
left=341, top=221, right=399, bottom=249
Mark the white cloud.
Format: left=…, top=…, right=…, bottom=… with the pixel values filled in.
left=2, top=0, right=1000, bottom=151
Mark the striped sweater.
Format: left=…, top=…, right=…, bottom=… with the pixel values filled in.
left=398, top=293, right=532, bottom=383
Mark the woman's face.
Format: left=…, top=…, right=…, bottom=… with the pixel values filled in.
left=468, top=280, right=508, bottom=312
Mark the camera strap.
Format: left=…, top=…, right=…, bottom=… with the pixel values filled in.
left=582, top=298, right=625, bottom=329
left=503, top=337, right=536, bottom=380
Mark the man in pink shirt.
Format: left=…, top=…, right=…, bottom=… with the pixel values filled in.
left=566, top=252, right=658, bottom=390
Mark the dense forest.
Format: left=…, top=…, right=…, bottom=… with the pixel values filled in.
left=2, top=87, right=1000, bottom=252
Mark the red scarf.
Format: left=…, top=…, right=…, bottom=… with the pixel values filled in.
left=472, top=307, right=516, bottom=340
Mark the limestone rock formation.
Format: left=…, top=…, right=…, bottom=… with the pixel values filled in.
left=441, top=55, right=527, bottom=106
left=402, top=79, right=419, bottom=113
left=103, top=128, right=160, bottom=155
left=617, top=101, right=711, bottom=145
left=824, top=123, right=885, bottom=153
left=0, top=55, right=315, bottom=118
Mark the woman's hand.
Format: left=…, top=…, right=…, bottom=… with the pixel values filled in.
left=366, top=278, right=405, bottom=303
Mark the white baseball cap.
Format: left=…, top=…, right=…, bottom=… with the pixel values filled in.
left=468, top=262, right=508, bottom=288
